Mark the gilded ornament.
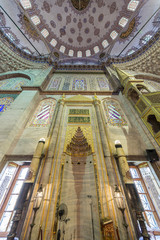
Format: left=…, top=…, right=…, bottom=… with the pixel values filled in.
left=70, top=0, right=90, bottom=11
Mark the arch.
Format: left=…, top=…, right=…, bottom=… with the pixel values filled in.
left=0, top=73, right=31, bottom=90
left=0, top=73, right=31, bottom=81
left=29, top=98, right=57, bottom=127
left=127, top=88, right=139, bottom=104
left=103, top=98, right=127, bottom=126
left=147, top=115, right=160, bottom=134
left=134, top=75, right=160, bottom=83
left=136, top=84, right=149, bottom=93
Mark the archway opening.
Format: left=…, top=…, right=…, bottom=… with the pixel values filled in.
left=147, top=115, right=160, bottom=134
left=128, top=88, right=139, bottom=104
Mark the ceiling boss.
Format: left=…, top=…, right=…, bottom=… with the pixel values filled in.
left=70, top=0, right=90, bottom=11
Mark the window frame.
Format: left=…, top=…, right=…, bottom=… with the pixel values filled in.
left=130, top=165, right=160, bottom=237
left=0, top=163, right=29, bottom=238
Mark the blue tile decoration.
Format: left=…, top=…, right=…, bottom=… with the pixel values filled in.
left=0, top=78, right=29, bottom=90
left=72, top=78, right=87, bottom=91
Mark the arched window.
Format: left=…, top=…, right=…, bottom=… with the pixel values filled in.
left=103, top=99, right=127, bottom=126
left=29, top=98, right=56, bottom=127
left=141, top=34, right=152, bottom=45
left=0, top=162, right=29, bottom=238
left=127, top=0, right=139, bottom=11
left=130, top=165, right=160, bottom=237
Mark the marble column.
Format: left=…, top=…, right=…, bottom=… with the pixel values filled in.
left=28, top=96, right=65, bottom=240
left=8, top=138, right=45, bottom=240
left=26, top=138, right=45, bottom=183
left=94, top=97, right=127, bottom=240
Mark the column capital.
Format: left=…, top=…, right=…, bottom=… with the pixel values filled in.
left=93, top=96, right=101, bottom=105
left=58, top=94, right=65, bottom=105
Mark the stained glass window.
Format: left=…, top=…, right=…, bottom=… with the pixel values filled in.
left=103, top=100, right=127, bottom=126
left=127, top=0, right=139, bottom=11
left=145, top=212, right=159, bottom=229
left=29, top=98, right=56, bottom=127
left=134, top=181, right=145, bottom=193
left=0, top=164, right=29, bottom=237
left=141, top=34, right=152, bottom=45
left=130, top=168, right=139, bottom=178
left=139, top=194, right=151, bottom=210
left=20, top=0, right=32, bottom=9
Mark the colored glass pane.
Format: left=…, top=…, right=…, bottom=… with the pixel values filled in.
left=146, top=212, right=159, bottom=229
left=0, top=165, right=29, bottom=234
left=103, top=100, right=127, bottom=126
left=134, top=181, right=145, bottom=193
left=29, top=99, right=56, bottom=127
left=139, top=194, right=151, bottom=210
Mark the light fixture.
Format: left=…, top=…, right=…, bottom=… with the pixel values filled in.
left=29, top=184, right=43, bottom=240
left=114, top=185, right=125, bottom=211
left=33, top=184, right=43, bottom=210
left=114, top=185, right=128, bottom=230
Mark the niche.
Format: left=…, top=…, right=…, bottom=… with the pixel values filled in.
left=136, top=84, right=149, bottom=94
left=147, top=115, right=160, bottom=134
left=128, top=88, right=139, bottom=104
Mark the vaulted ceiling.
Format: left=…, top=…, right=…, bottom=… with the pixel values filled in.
left=0, top=0, right=160, bottom=64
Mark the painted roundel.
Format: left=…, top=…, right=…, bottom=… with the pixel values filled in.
left=70, top=0, right=90, bottom=11
left=25, top=0, right=141, bottom=58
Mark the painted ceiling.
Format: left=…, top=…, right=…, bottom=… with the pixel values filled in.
left=0, top=0, right=160, bottom=64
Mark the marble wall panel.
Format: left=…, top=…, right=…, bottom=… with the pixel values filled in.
left=45, top=73, right=112, bottom=91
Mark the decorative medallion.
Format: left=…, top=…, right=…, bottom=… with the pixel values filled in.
left=120, top=18, right=135, bottom=39
left=70, top=0, right=90, bottom=11
left=18, top=14, right=40, bottom=42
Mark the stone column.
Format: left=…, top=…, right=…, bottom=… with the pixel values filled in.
left=41, top=95, right=65, bottom=183
left=27, top=96, right=65, bottom=240
left=7, top=138, right=45, bottom=240
left=26, top=138, right=45, bottom=183
left=94, top=97, right=127, bottom=239
left=115, top=141, right=150, bottom=240
left=0, top=90, right=39, bottom=166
